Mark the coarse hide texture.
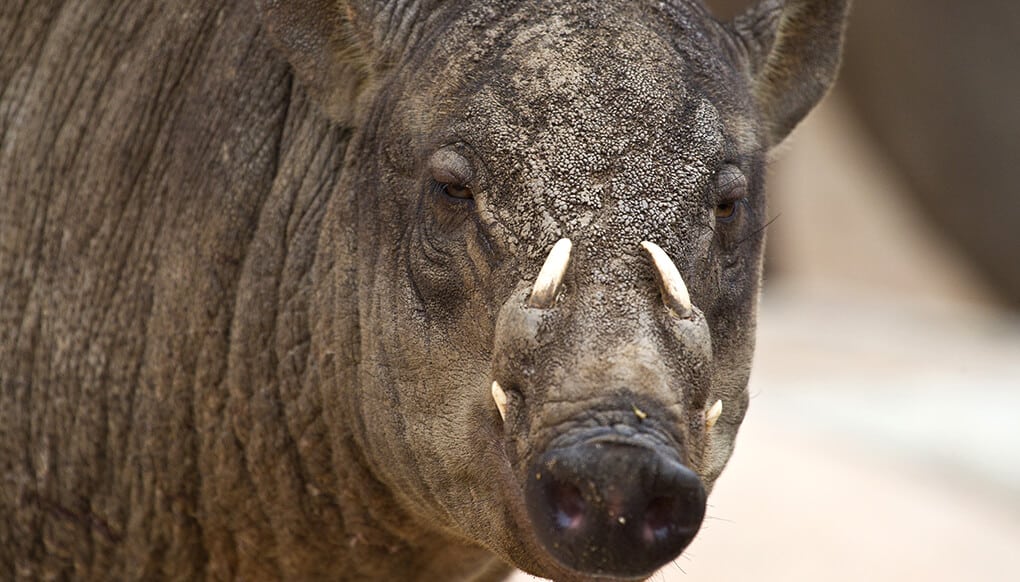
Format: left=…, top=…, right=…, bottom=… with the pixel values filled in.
left=0, top=0, right=848, bottom=580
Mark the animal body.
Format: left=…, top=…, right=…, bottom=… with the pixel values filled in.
left=0, top=0, right=848, bottom=579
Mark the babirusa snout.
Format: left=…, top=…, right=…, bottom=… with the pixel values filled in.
left=528, top=238, right=572, bottom=308
left=492, top=238, right=714, bottom=576
left=641, top=241, right=693, bottom=319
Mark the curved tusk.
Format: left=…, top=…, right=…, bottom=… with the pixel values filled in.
left=641, top=241, right=693, bottom=319
left=705, top=399, right=723, bottom=430
left=491, top=381, right=508, bottom=422
left=528, top=238, right=572, bottom=308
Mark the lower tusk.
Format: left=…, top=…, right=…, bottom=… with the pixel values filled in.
left=528, top=238, right=572, bottom=308
left=705, top=399, right=723, bottom=430
left=641, top=241, right=693, bottom=319
left=491, top=381, right=508, bottom=421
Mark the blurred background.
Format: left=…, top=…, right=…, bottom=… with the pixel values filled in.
left=515, top=1, right=1020, bottom=579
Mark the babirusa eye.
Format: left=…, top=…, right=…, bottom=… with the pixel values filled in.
left=714, top=164, right=748, bottom=223
left=429, top=148, right=475, bottom=201
left=715, top=201, right=738, bottom=220
left=441, top=182, right=473, bottom=200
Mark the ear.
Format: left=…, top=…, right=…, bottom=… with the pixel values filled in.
left=732, top=0, right=851, bottom=147
left=256, top=0, right=387, bottom=125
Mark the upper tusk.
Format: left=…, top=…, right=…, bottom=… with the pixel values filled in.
left=705, top=399, right=723, bottom=430
left=491, top=381, right=508, bottom=422
left=528, top=238, right=572, bottom=308
left=641, top=241, right=693, bottom=319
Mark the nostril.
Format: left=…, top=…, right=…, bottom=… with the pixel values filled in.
left=643, top=496, right=674, bottom=544
left=550, top=482, right=586, bottom=531
left=525, top=443, right=707, bottom=577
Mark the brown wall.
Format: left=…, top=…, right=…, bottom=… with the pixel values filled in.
left=841, top=1, right=1020, bottom=306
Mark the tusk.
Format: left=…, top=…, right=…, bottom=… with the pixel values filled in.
left=491, top=381, right=508, bottom=421
left=641, top=241, right=693, bottom=319
left=528, top=238, right=572, bottom=308
left=705, top=399, right=723, bottom=430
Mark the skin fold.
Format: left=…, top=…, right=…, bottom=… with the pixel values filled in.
left=0, top=0, right=848, bottom=579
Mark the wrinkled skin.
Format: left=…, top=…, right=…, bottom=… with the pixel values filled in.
left=0, top=0, right=847, bottom=580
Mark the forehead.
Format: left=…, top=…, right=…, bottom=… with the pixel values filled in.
left=470, top=8, right=724, bottom=162
left=414, top=2, right=739, bottom=256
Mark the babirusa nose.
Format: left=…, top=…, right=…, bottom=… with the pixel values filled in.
left=528, top=238, right=572, bottom=308
left=641, top=241, right=693, bottom=319
left=525, top=441, right=706, bottom=577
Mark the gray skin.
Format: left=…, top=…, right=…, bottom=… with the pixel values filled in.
left=0, top=0, right=848, bottom=580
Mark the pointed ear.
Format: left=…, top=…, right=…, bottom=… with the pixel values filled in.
left=732, top=0, right=851, bottom=147
left=256, top=0, right=384, bottom=125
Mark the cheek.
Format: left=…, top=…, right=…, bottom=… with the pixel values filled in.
left=406, top=213, right=501, bottom=353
